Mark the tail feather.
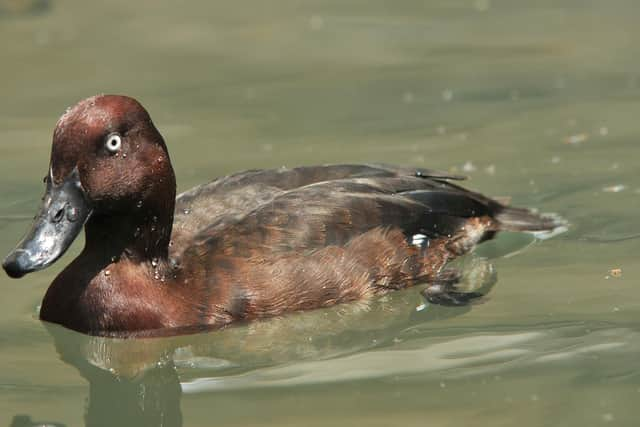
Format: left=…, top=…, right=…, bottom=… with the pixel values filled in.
left=493, top=206, right=567, bottom=233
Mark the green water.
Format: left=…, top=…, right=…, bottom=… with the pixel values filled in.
left=1, top=0, right=640, bottom=425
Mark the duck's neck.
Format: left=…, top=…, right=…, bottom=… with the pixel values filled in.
left=83, top=186, right=177, bottom=265
left=83, top=212, right=173, bottom=263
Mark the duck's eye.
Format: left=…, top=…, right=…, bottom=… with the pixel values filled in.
left=105, top=133, right=122, bottom=153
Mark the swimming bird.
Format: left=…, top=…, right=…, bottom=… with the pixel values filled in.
left=2, top=95, right=562, bottom=336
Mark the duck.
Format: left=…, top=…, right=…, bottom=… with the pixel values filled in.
left=2, top=95, right=562, bottom=336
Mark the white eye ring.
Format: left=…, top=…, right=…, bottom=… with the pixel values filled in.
left=105, top=133, right=122, bottom=153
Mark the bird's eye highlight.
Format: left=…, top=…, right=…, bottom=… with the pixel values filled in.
left=105, top=133, right=122, bottom=153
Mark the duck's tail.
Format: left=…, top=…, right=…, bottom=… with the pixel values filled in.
left=493, top=206, right=568, bottom=239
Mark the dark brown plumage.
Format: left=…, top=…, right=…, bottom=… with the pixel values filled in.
left=2, top=95, right=563, bottom=336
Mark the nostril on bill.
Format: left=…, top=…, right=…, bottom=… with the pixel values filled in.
left=51, top=206, right=65, bottom=223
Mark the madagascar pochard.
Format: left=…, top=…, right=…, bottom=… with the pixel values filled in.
left=2, top=95, right=562, bottom=336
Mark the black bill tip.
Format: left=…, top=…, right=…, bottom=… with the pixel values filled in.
left=2, top=249, right=32, bottom=278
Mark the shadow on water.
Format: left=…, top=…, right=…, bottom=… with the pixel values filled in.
left=11, top=257, right=497, bottom=427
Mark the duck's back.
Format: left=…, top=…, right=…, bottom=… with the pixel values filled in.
left=171, top=164, right=560, bottom=257
left=170, top=164, right=464, bottom=255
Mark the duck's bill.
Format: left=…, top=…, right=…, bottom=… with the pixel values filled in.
left=2, top=168, right=91, bottom=278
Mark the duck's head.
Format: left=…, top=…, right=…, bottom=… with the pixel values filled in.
left=3, top=95, right=176, bottom=278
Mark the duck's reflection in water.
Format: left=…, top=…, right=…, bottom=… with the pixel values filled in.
left=10, top=415, right=66, bottom=427
left=40, top=257, right=496, bottom=427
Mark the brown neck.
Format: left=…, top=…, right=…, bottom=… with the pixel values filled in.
left=83, top=213, right=172, bottom=263
left=83, top=183, right=176, bottom=264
